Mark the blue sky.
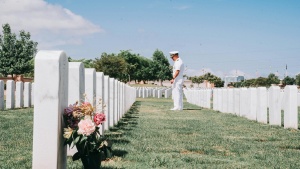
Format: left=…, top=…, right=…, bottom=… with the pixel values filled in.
left=1, top=0, right=299, bottom=79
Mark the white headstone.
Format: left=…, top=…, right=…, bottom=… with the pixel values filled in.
left=233, top=88, right=240, bottom=115
left=248, top=88, right=257, bottom=120
left=67, top=62, right=85, bottom=156
left=228, top=88, right=234, bottom=113
left=269, top=86, right=281, bottom=126
left=31, top=83, right=34, bottom=106
left=217, top=89, right=222, bottom=111
left=85, top=68, right=96, bottom=107
left=24, top=82, right=32, bottom=107
left=257, top=87, right=267, bottom=124
left=96, top=72, right=104, bottom=135
left=222, top=89, right=228, bottom=113
left=0, top=80, right=4, bottom=110
left=298, top=92, right=300, bottom=107
left=15, top=81, right=24, bottom=108
left=158, top=90, right=162, bottom=98
left=103, top=76, right=110, bottom=130
left=213, top=89, right=218, bottom=111
left=206, top=89, right=212, bottom=109
left=6, top=80, right=15, bottom=109
left=284, top=85, right=298, bottom=129
left=32, top=50, right=68, bottom=169
left=239, top=88, right=248, bottom=117
left=114, top=79, right=119, bottom=125
left=109, top=78, right=115, bottom=127
left=68, top=62, right=85, bottom=105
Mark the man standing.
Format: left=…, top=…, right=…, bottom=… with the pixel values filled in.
left=170, top=51, right=184, bottom=110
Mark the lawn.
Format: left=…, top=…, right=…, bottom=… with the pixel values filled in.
left=1, top=98, right=300, bottom=168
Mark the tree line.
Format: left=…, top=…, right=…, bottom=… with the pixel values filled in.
left=1, top=23, right=300, bottom=87
left=69, top=49, right=172, bottom=84
left=188, top=73, right=224, bottom=87
left=0, top=24, right=172, bottom=84
left=232, top=73, right=300, bottom=88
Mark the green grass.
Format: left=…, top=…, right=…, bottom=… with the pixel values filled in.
left=102, top=98, right=300, bottom=168
left=0, top=108, right=33, bottom=169
left=1, top=99, right=300, bottom=168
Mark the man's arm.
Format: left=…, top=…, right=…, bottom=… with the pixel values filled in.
left=170, top=70, right=180, bottom=84
left=173, top=70, right=180, bottom=79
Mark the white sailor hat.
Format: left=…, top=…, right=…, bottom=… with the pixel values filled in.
left=169, top=51, right=179, bottom=57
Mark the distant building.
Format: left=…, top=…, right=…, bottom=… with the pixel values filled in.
left=224, top=76, right=244, bottom=87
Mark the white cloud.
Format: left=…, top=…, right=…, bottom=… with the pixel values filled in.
left=0, top=0, right=103, bottom=49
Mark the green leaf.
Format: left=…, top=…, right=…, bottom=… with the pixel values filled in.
left=79, top=136, right=87, bottom=144
left=73, top=135, right=81, bottom=145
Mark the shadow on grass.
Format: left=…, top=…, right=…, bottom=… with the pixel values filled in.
left=102, top=167, right=125, bottom=169
left=104, top=101, right=141, bottom=159
left=112, top=149, right=128, bottom=157
left=279, top=145, right=300, bottom=150
left=183, top=108, right=203, bottom=110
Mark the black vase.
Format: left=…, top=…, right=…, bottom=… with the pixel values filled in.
left=80, top=152, right=101, bottom=169
left=76, top=145, right=101, bottom=169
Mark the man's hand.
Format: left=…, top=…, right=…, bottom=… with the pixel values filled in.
left=170, top=79, right=174, bottom=84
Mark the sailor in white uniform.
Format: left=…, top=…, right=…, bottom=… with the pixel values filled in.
left=169, top=51, right=184, bottom=110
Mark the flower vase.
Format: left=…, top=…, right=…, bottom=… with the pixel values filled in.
left=76, top=145, right=101, bottom=169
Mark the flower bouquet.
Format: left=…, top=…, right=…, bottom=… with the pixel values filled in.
left=63, top=100, right=110, bottom=169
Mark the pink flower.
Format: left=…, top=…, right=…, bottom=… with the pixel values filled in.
left=94, top=113, right=106, bottom=126
left=77, top=118, right=95, bottom=136
left=82, top=102, right=91, bottom=107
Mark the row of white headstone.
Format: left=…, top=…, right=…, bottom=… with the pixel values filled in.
left=0, top=80, right=34, bottom=110
left=184, top=86, right=299, bottom=129
left=183, top=88, right=212, bottom=109
left=135, top=87, right=172, bottom=98
left=31, top=50, right=136, bottom=169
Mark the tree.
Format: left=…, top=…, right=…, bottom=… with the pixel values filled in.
left=241, top=78, right=256, bottom=87
left=202, top=72, right=224, bottom=87
left=213, top=78, right=224, bottom=87
left=191, top=76, right=204, bottom=87
left=282, top=76, right=295, bottom=86
left=134, top=56, right=154, bottom=83
left=295, top=74, right=300, bottom=86
left=254, top=77, right=268, bottom=87
left=118, top=50, right=140, bottom=83
left=0, top=23, right=38, bottom=77
left=267, top=73, right=280, bottom=86
left=93, top=53, right=127, bottom=81
left=151, top=49, right=172, bottom=86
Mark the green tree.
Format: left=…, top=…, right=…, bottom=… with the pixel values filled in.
left=0, top=23, right=38, bottom=77
left=151, top=49, right=172, bottom=86
left=213, top=78, right=224, bottom=87
left=254, top=77, right=268, bottom=87
left=295, top=74, right=300, bottom=86
left=267, top=73, right=280, bottom=86
left=118, top=50, right=140, bottom=83
left=134, top=56, right=154, bottom=83
left=93, top=52, right=127, bottom=81
left=191, top=76, right=204, bottom=87
left=242, top=79, right=256, bottom=87
left=201, top=73, right=224, bottom=87
left=282, top=76, right=295, bottom=86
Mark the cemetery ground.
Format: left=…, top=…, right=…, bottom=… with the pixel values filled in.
left=1, top=99, right=300, bottom=168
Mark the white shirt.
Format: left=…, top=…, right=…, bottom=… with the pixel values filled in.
left=173, top=58, right=184, bottom=80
